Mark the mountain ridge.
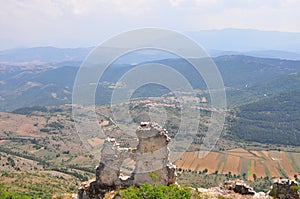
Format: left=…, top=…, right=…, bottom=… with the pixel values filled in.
left=1, top=55, right=300, bottom=111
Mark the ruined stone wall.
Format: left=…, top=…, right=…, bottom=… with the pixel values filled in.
left=134, top=122, right=176, bottom=185
left=78, top=122, right=177, bottom=199
left=95, top=138, right=135, bottom=188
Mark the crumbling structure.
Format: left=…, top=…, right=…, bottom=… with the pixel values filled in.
left=78, top=122, right=177, bottom=199
left=134, top=122, right=176, bottom=186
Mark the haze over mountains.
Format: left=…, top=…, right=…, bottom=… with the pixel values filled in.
left=1, top=28, right=300, bottom=63
left=1, top=28, right=300, bottom=150
left=186, top=28, right=300, bottom=53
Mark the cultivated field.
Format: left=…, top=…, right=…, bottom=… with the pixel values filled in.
left=175, top=148, right=300, bottom=180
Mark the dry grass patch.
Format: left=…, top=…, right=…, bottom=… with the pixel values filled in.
left=87, top=137, right=104, bottom=148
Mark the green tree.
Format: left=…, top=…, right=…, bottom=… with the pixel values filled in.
left=253, top=173, right=257, bottom=181
left=242, top=173, right=247, bottom=179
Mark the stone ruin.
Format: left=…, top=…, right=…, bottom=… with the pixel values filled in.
left=78, top=122, right=177, bottom=199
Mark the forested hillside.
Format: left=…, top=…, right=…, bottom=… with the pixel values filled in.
left=229, top=89, right=300, bottom=145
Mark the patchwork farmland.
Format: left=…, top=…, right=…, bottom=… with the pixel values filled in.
left=174, top=148, right=300, bottom=180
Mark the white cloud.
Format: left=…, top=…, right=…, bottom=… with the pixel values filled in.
left=170, top=0, right=281, bottom=9
left=195, top=0, right=217, bottom=7
left=0, top=0, right=299, bottom=49
left=60, top=0, right=155, bottom=17
left=194, top=0, right=300, bottom=32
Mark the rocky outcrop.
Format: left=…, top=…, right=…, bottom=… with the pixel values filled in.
left=270, top=179, right=300, bottom=199
left=223, top=180, right=256, bottom=195
left=78, top=122, right=177, bottom=199
left=197, top=180, right=269, bottom=199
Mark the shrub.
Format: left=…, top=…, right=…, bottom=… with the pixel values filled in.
left=0, top=184, right=39, bottom=199
left=118, top=183, right=192, bottom=199
left=269, top=187, right=279, bottom=197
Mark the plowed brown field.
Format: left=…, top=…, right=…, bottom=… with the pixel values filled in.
left=174, top=148, right=300, bottom=180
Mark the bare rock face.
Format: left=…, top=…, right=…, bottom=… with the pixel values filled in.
left=197, top=180, right=270, bottom=199
left=270, top=179, right=300, bottom=199
left=78, top=122, right=177, bottom=199
left=223, top=180, right=256, bottom=195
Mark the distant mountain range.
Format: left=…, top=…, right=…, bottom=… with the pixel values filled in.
left=185, top=28, right=300, bottom=53
left=1, top=29, right=300, bottom=63
left=1, top=46, right=300, bottom=64
left=208, top=49, right=300, bottom=60
left=0, top=46, right=92, bottom=63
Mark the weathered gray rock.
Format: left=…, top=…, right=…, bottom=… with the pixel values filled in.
left=95, top=137, right=134, bottom=187
left=223, top=180, right=256, bottom=195
left=197, top=180, right=271, bottom=199
left=78, top=122, right=177, bottom=199
left=270, top=179, right=300, bottom=199
left=133, top=122, right=176, bottom=185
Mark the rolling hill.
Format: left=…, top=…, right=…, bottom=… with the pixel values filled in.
left=228, top=88, right=300, bottom=146
left=1, top=55, right=300, bottom=111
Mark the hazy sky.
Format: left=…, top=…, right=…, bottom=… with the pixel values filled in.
left=1, top=0, right=300, bottom=49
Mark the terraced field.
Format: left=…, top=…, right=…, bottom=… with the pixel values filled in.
left=175, top=148, right=300, bottom=180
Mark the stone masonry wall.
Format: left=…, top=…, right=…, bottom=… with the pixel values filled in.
left=78, top=122, right=177, bottom=199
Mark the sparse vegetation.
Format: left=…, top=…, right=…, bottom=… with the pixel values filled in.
left=178, top=169, right=273, bottom=192
left=0, top=172, right=79, bottom=198
left=0, top=183, right=39, bottom=199
left=118, top=184, right=193, bottom=199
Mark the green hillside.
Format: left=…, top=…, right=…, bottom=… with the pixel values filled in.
left=227, top=73, right=300, bottom=106
left=229, top=88, right=300, bottom=145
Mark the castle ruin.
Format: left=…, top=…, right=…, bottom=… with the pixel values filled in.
left=78, top=122, right=177, bottom=199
